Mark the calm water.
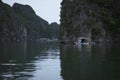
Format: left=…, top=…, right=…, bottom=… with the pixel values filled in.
left=0, top=41, right=120, bottom=80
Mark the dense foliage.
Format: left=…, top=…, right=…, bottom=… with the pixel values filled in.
left=60, top=0, right=120, bottom=42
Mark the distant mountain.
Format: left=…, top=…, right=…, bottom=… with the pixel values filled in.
left=0, top=1, right=59, bottom=42
left=48, top=22, right=59, bottom=39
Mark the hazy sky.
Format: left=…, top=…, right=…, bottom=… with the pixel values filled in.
left=3, top=0, right=62, bottom=24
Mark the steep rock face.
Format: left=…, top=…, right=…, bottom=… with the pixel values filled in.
left=0, top=1, right=26, bottom=41
left=0, top=1, right=59, bottom=42
left=12, top=3, right=49, bottom=39
left=49, top=22, right=59, bottom=39
left=59, top=0, right=120, bottom=43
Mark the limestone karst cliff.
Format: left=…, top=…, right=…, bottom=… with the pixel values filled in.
left=59, top=0, right=120, bottom=43
left=0, top=1, right=59, bottom=42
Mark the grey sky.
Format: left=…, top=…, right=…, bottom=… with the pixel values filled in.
left=3, top=0, right=62, bottom=24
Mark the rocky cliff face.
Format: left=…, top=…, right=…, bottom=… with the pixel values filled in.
left=49, top=22, right=59, bottom=39
left=59, top=0, right=120, bottom=43
left=0, top=1, right=59, bottom=42
left=12, top=3, right=49, bottom=39
left=0, top=1, right=26, bottom=41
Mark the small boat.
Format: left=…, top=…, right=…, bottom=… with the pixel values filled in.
left=80, top=42, right=89, bottom=45
left=76, top=41, right=90, bottom=45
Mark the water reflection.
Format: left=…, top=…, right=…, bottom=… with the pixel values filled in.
left=0, top=41, right=120, bottom=80
left=0, top=40, right=27, bottom=63
left=60, top=44, right=91, bottom=80
left=0, top=41, right=61, bottom=80
left=60, top=44, right=120, bottom=80
left=0, top=40, right=33, bottom=80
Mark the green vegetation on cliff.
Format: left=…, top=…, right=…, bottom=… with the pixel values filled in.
left=0, top=1, right=59, bottom=41
left=59, top=0, right=120, bottom=43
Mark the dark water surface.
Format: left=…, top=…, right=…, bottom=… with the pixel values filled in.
left=0, top=41, right=120, bottom=80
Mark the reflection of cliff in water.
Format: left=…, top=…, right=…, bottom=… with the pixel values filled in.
left=60, top=44, right=120, bottom=80
left=0, top=41, right=59, bottom=80
left=60, top=44, right=92, bottom=80
left=0, top=40, right=32, bottom=80
left=0, top=41, right=59, bottom=63
left=0, top=40, right=27, bottom=63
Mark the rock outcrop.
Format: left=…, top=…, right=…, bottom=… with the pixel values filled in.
left=0, top=1, right=27, bottom=41
left=49, top=22, right=59, bottom=39
left=0, top=1, right=59, bottom=42
left=59, top=0, right=120, bottom=43
left=12, top=3, right=49, bottom=39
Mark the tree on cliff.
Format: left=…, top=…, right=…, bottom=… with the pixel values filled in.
left=59, top=0, right=120, bottom=43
